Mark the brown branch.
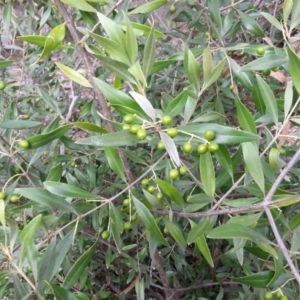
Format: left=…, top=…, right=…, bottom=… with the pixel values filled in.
left=54, top=0, right=134, bottom=183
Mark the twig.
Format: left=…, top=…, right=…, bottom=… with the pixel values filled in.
left=262, top=148, right=300, bottom=285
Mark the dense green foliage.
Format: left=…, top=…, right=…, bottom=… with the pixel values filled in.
left=1, top=0, right=300, bottom=299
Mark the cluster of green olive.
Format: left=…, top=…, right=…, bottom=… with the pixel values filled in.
left=0, top=191, right=19, bottom=203
left=264, top=290, right=288, bottom=300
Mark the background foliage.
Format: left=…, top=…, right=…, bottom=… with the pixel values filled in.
left=0, top=0, right=300, bottom=299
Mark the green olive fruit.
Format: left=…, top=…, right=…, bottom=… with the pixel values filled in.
left=147, top=185, right=155, bottom=193
left=163, top=227, right=169, bottom=235
left=0, top=192, right=6, bottom=200
left=123, top=222, right=132, bottom=230
left=101, top=230, right=110, bottom=240
left=141, top=178, right=149, bottom=186
left=131, top=214, right=138, bottom=222
left=162, top=115, right=172, bottom=125
left=130, top=124, right=141, bottom=134
left=279, top=296, right=288, bottom=300
left=0, top=81, right=6, bottom=90
left=272, top=66, right=280, bottom=72
left=182, top=142, right=193, bottom=154
left=169, top=169, right=179, bottom=180
left=205, top=32, right=210, bottom=38
left=197, top=143, right=208, bottom=154
left=169, top=5, right=176, bottom=13
left=156, top=192, right=163, bottom=200
left=123, top=198, right=131, bottom=206
left=167, top=127, right=178, bottom=138
left=122, top=124, right=130, bottom=130
left=19, top=140, right=30, bottom=149
left=23, top=114, right=30, bottom=120
left=179, top=166, right=188, bottom=175
left=124, top=114, right=134, bottom=124
left=262, top=69, right=271, bottom=76
left=264, top=292, right=273, bottom=300
left=10, top=195, right=19, bottom=203
left=256, top=47, right=265, bottom=55
left=136, top=128, right=147, bottom=140
left=157, top=140, right=165, bottom=150
left=70, top=161, right=76, bottom=167
left=208, top=142, right=219, bottom=153
left=275, top=292, right=282, bottom=299
left=204, top=129, right=215, bottom=141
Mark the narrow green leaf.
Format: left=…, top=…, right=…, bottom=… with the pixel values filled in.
left=159, top=132, right=180, bottom=167
left=38, top=238, right=56, bottom=293
left=150, top=60, right=175, bottom=75
left=89, top=32, right=131, bottom=65
left=238, top=10, right=265, bottom=37
left=20, top=215, right=42, bottom=263
left=129, top=0, right=168, bottom=14
left=76, top=131, right=139, bottom=147
left=195, top=234, right=214, bottom=267
left=96, top=12, right=125, bottom=45
left=63, top=241, right=97, bottom=289
left=291, top=0, right=300, bottom=30
left=228, top=57, right=253, bottom=90
left=215, top=144, right=233, bottom=177
left=235, top=97, right=256, bottom=133
left=143, top=26, right=156, bottom=78
left=268, top=249, right=283, bottom=287
left=26, top=125, right=71, bottom=149
left=46, top=163, right=63, bottom=182
left=43, top=181, right=98, bottom=200
left=187, top=219, right=210, bottom=244
left=73, top=122, right=108, bottom=133
left=0, top=120, right=41, bottom=129
left=132, top=196, right=169, bottom=246
left=283, top=0, right=293, bottom=25
left=261, top=12, right=284, bottom=31
left=61, top=0, right=97, bottom=12
left=164, top=90, right=188, bottom=117
left=97, top=56, right=136, bottom=83
left=200, top=151, right=215, bottom=197
left=0, top=60, right=13, bottom=71
left=240, top=55, right=288, bottom=72
left=208, top=224, right=272, bottom=244
left=47, top=283, right=78, bottom=300
left=15, top=188, right=76, bottom=213
left=203, top=59, right=226, bottom=90
left=232, top=271, right=275, bottom=288
left=163, top=219, right=186, bottom=248
left=93, top=78, right=146, bottom=117
left=116, top=22, right=164, bottom=38
left=109, top=204, right=124, bottom=251
left=128, top=61, right=147, bottom=87
left=40, top=23, right=66, bottom=59
left=51, top=230, right=74, bottom=279
left=207, top=0, right=222, bottom=29
left=154, top=179, right=184, bottom=208
left=129, top=91, right=156, bottom=121
left=125, top=16, right=138, bottom=65
left=203, top=48, right=212, bottom=83
left=55, top=62, right=92, bottom=88
left=256, top=74, right=278, bottom=124
left=184, top=48, right=201, bottom=91
left=287, top=45, right=300, bottom=95
left=242, top=142, right=265, bottom=194
left=104, top=147, right=126, bottom=181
